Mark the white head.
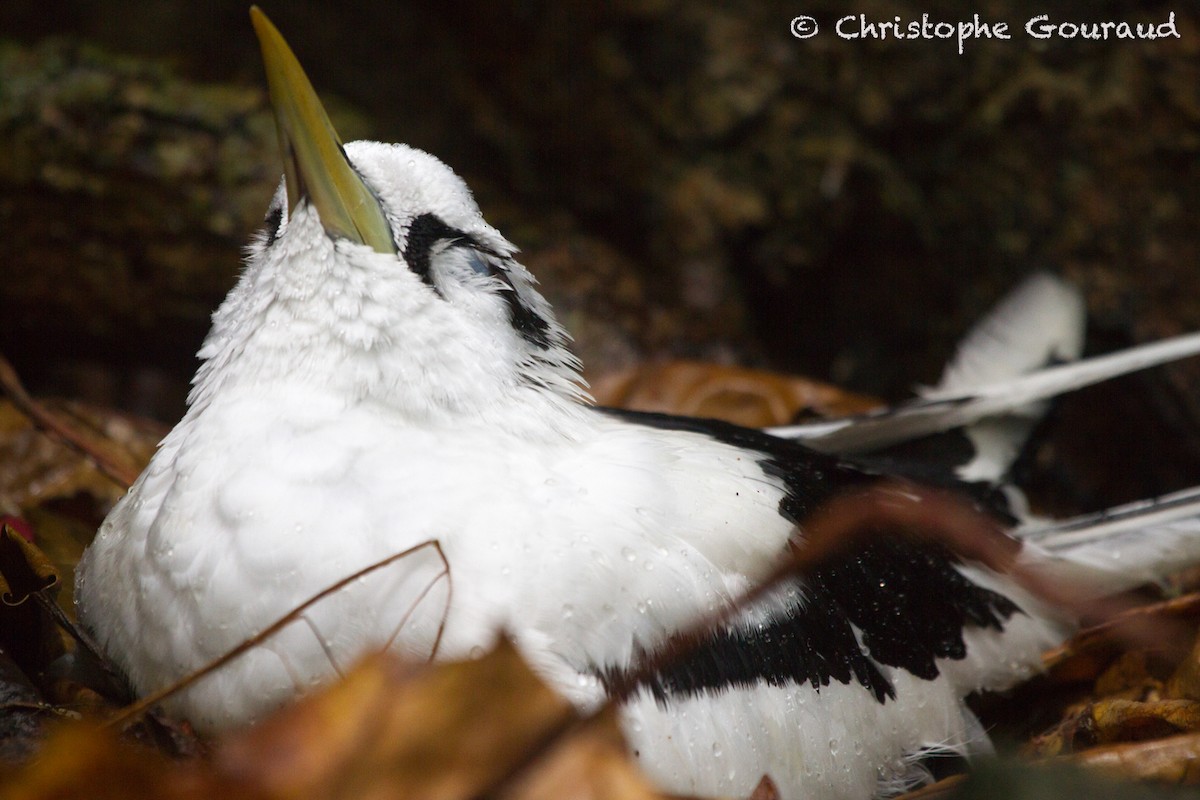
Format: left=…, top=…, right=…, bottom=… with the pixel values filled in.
left=190, top=12, right=586, bottom=429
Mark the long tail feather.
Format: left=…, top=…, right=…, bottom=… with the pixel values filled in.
left=770, top=331, right=1200, bottom=454
left=1016, top=486, right=1200, bottom=598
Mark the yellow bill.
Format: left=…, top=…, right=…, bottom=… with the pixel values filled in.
left=250, top=6, right=395, bottom=253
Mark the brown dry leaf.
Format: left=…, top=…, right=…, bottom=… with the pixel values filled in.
left=15, top=508, right=96, bottom=616
left=2, top=723, right=213, bottom=800
left=0, top=398, right=161, bottom=514
left=1027, top=638, right=1200, bottom=758
left=1069, top=730, right=1200, bottom=785
left=1028, top=697, right=1200, bottom=759
left=1165, top=631, right=1200, bottom=701
left=590, top=360, right=880, bottom=427
left=1093, top=651, right=1161, bottom=699
left=215, top=638, right=578, bottom=800
left=1091, top=698, right=1200, bottom=744
left=8, top=641, right=665, bottom=800
left=0, top=524, right=59, bottom=606
left=1041, top=592, right=1200, bottom=684
left=1026, top=723, right=1069, bottom=760
left=0, top=394, right=163, bottom=614
left=497, top=706, right=662, bottom=800
left=1015, top=595, right=1200, bottom=766
left=0, top=525, right=65, bottom=695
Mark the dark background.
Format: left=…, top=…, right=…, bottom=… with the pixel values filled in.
left=2, top=1, right=1199, bottom=507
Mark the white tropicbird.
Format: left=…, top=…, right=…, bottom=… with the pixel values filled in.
left=75, top=10, right=1200, bottom=799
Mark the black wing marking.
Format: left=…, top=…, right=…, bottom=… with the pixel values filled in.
left=599, top=408, right=1021, bottom=705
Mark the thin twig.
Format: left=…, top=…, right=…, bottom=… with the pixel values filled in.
left=107, top=539, right=450, bottom=729
left=19, top=560, right=138, bottom=705
left=34, top=592, right=101, bottom=656
left=384, top=554, right=453, bottom=660
left=0, top=349, right=139, bottom=488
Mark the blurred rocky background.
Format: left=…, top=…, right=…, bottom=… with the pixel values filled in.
left=2, top=0, right=1199, bottom=509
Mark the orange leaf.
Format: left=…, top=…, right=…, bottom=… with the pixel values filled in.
left=589, top=360, right=879, bottom=427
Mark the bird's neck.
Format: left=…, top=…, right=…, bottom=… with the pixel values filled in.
left=187, top=309, right=591, bottom=439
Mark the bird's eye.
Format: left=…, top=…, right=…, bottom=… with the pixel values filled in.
left=462, top=247, right=497, bottom=279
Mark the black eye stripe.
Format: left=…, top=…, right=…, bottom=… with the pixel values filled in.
left=402, top=212, right=552, bottom=349
left=263, top=203, right=284, bottom=248
left=403, top=213, right=475, bottom=290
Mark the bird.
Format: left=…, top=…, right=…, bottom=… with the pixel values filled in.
left=75, top=9, right=1200, bottom=799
